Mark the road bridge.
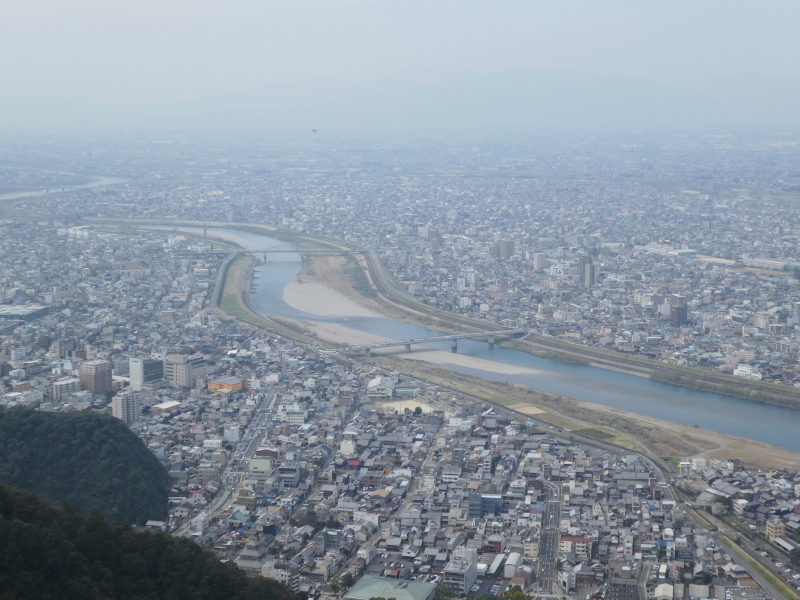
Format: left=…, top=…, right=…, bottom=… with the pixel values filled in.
left=342, top=329, right=527, bottom=356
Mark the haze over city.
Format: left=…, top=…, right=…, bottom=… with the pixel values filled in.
left=2, top=0, right=799, bottom=131
left=4, top=3, right=800, bottom=600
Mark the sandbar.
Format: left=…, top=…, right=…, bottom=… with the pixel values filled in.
left=283, top=281, right=381, bottom=318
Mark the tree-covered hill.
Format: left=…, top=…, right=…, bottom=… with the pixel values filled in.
left=0, top=407, right=170, bottom=524
left=0, top=483, right=304, bottom=600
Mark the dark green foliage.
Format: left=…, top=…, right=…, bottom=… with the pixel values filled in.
left=0, top=407, right=171, bottom=524
left=790, top=547, right=800, bottom=568
left=0, top=483, right=305, bottom=600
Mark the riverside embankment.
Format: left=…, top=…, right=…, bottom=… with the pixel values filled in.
left=90, top=220, right=800, bottom=459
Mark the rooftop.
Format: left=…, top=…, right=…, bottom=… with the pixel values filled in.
left=344, top=575, right=435, bottom=600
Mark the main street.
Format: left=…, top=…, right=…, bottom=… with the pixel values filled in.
left=537, top=480, right=562, bottom=593
left=172, top=392, right=276, bottom=537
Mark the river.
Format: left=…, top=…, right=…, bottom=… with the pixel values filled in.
left=162, top=225, right=800, bottom=452
left=0, top=175, right=128, bottom=201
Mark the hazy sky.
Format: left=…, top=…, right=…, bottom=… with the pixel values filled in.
left=2, top=0, right=799, bottom=130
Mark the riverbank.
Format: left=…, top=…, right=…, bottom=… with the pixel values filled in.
left=371, top=357, right=800, bottom=472
left=175, top=223, right=800, bottom=468
left=297, top=250, right=800, bottom=409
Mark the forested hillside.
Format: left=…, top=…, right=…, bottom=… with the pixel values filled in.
left=0, top=407, right=171, bottom=524
left=0, top=483, right=304, bottom=600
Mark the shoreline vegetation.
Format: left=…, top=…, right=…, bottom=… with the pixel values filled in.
left=88, top=218, right=800, bottom=470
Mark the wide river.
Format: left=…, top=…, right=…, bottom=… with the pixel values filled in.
left=172, top=225, right=800, bottom=452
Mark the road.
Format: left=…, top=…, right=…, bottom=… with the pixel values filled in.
left=537, top=480, right=561, bottom=593
left=691, top=509, right=795, bottom=600
left=172, top=393, right=275, bottom=537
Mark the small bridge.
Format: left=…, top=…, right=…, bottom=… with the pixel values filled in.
left=342, top=329, right=527, bottom=356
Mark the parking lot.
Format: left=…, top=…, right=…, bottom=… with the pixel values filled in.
left=469, top=575, right=509, bottom=597
left=366, top=551, right=435, bottom=582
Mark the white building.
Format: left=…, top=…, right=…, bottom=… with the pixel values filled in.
left=366, top=376, right=395, bottom=399
left=443, top=547, right=478, bottom=595
left=111, top=391, right=142, bottom=425
left=733, top=363, right=762, bottom=380
left=224, top=424, right=241, bottom=443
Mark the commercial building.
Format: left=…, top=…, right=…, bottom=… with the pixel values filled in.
left=0, top=304, right=49, bottom=322
left=249, top=457, right=273, bottom=480
left=79, top=359, right=113, bottom=394
left=129, top=357, right=164, bottom=391
left=277, top=462, right=302, bottom=488
left=208, top=376, right=244, bottom=392
left=344, top=576, right=435, bottom=600
left=443, top=547, right=478, bottom=596
left=467, top=493, right=503, bottom=518
left=165, top=353, right=206, bottom=388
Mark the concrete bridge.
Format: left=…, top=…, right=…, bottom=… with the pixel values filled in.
left=342, top=329, right=527, bottom=356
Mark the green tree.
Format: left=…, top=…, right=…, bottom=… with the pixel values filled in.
left=790, top=548, right=800, bottom=568
left=0, top=482, right=305, bottom=600
left=0, top=407, right=170, bottom=524
left=342, top=572, right=355, bottom=589
left=506, top=586, right=530, bottom=600
left=435, top=584, right=454, bottom=600
left=715, top=495, right=733, bottom=510
left=414, top=406, right=422, bottom=415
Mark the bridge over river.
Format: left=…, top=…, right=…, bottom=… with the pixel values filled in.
left=342, top=329, right=527, bottom=355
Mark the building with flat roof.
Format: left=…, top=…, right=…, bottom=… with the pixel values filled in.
left=51, top=377, right=81, bottom=401
left=112, top=391, right=141, bottom=425
left=80, top=359, right=112, bottom=394
left=129, top=357, right=164, bottom=391
left=0, top=304, right=49, bottom=322
left=165, top=353, right=206, bottom=388
left=344, top=576, right=435, bottom=600
left=366, top=376, right=395, bottom=399
left=208, top=376, right=244, bottom=391
left=767, top=517, right=786, bottom=542
left=443, top=547, right=478, bottom=596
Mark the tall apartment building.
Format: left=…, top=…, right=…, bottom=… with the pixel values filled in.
left=165, top=354, right=206, bottom=388
left=129, top=357, right=165, bottom=391
left=112, top=391, right=141, bottom=425
left=669, top=294, right=688, bottom=327
left=79, top=359, right=113, bottom=394
left=578, top=254, right=595, bottom=287
left=492, top=239, right=515, bottom=260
